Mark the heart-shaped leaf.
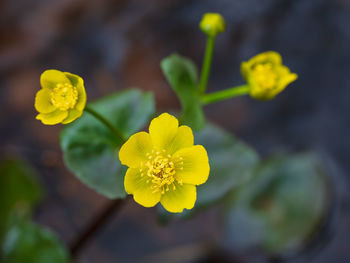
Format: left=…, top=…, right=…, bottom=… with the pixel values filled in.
left=223, top=153, right=329, bottom=255
left=161, top=54, right=205, bottom=131
left=157, top=123, right=259, bottom=221
left=195, top=124, right=260, bottom=207
left=60, top=89, right=155, bottom=199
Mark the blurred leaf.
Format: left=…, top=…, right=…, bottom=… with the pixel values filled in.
left=2, top=217, right=70, bottom=263
left=161, top=53, right=205, bottom=130
left=157, top=123, right=259, bottom=222
left=60, top=89, right=155, bottom=199
left=0, top=158, right=43, bottom=239
left=223, top=153, right=329, bottom=255
left=195, top=124, right=260, bottom=207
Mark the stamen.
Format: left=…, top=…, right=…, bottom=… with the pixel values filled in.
left=143, top=149, right=177, bottom=195
left=50, top=83, right=78, bottom=111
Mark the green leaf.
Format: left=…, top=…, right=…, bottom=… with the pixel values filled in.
left=2, top=217, right=70, bottom=263
left=223, top=152, right=329, bottom=254
left=161, top=54, right=205, bottom=130
left=60, top=89, right=155, bottom=199
left=195, top=124, right=260, bottom=207
left=157, top=123, right=259, bottom=222
left=0, top=158, right=43, bottom=239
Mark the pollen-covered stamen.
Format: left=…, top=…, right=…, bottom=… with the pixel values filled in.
left=50, top=83, right=78, bottom=111
left=252, top=63, right=277, bottom=90
left=141, top=149, right=184, bottom=194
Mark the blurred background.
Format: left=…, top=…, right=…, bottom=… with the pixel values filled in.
left=1, top=0, right=350, bottom=262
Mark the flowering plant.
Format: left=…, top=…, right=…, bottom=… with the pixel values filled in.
left=1, top=12, right=330, bottom=263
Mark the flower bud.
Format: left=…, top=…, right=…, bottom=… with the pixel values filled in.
left=241, top=51, right=298, bottom=100
left=199, top=13, right=226, bottom=37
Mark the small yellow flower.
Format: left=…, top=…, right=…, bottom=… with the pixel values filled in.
left=241, top=51, right=298, bottom=100
left=199, top=13, right=226, bottom=37
left=119, top=113, right=210, bottom=213
left=35, top=70, right=87, bottom=125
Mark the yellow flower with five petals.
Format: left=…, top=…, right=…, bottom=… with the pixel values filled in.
left=241, top=51, right=298, bottom=100
left=119, top=113, right=210, bottom=213
left=35, top=70, right=87, bottom=125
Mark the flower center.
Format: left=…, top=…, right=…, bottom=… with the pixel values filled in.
left=140, top=149, right=183, bottom=194
left=252, top=63, right=277, bottom=90
left=50, top=83, right=78, bottom=111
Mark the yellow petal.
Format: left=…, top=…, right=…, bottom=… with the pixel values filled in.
left=173, top=145, right=210, bottom=185
left=125, top=168, right=161, bottom=207
left=277, top=66, right=298, bottom=87
left=64, top=72, right=87, bottom=111
left=119, top=132, right=153, bottom=168
left=61, top=109, right=83, bottom=124
left=36, top=110, right=68, bottom=125
left=266, top=66, right=298, bottom=99
left=40, top=70, right=70, bottom=90
left=248, top=76, right=268, bottom=99
left=241, top=51, right=282, bottom=80
left=166, top=125, right=194, bottom=155
left=34, top=89, right=56, bottom=113
left=257, top=51, right=282, bottom=65
left=240, top=61, right=250, bottom=80
left=149, top=113, right=179, bottom=150
left=160, top=183, right=196, bottom=213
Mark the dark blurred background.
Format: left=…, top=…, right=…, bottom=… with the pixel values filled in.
left=1, top=0, right=350, bottom=262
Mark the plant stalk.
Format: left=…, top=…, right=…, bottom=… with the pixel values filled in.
left=84, top=105, right=126, bottom=142
left=200, top=85, right=250, bottom=105
left=198, top=36, right=215, bottom=94
left=70, top=198, right=126, bottom=258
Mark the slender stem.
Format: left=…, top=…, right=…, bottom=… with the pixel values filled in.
left=200, top=85, right=250, bottom=105
left=70, top=199, right=126, bottom=258
left=198, top=36, right=215, bottom=94
left=84, top=105, right=126, bottom=142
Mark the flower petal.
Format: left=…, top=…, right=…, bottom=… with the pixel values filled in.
left=36, top=110, right=68, bottom=125
left=160, top=183, right=196, bottom=213
left=241, top=51, right=282, bottom=80
left=119, top=132, right=153, bottom=168
left=64, top=72, right=87, bottom=111
left=251, top=51, right=282, bottom=66
left=34, top=89, right=56, bottom=113
left=166, top=125, right=194, bottom=155
left=61, top=109, right=83, bottom=124
left=277, top=66, right=298, bottom=87
left=149, top=113, right=179, bottom=150
left=40, top=70, right=70, bottom=90
left=173, top=145, right=210, bottom=185
left=125, top=168, right=161, bottom=207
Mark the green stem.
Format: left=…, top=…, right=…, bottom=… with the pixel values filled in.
left=200, top=85, right=250, bottom=105
left=84, top=105, right=126, bottom=142
left=198, top=36, right=215, bottom=94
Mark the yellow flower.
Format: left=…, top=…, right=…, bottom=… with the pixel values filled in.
left=241, top=51, right=298, bottom=100
left=35, top=70, right=87, bottom=125
left=199, top=13, right=226, bottom=37
left=119, top=113, right=210, bottom=213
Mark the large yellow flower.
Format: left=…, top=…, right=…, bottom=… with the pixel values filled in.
left=35, top=70, right=87, bottom=125
left=119, top=113, right=210, bottom=213
left=241, top=51, right=298, bottom=100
